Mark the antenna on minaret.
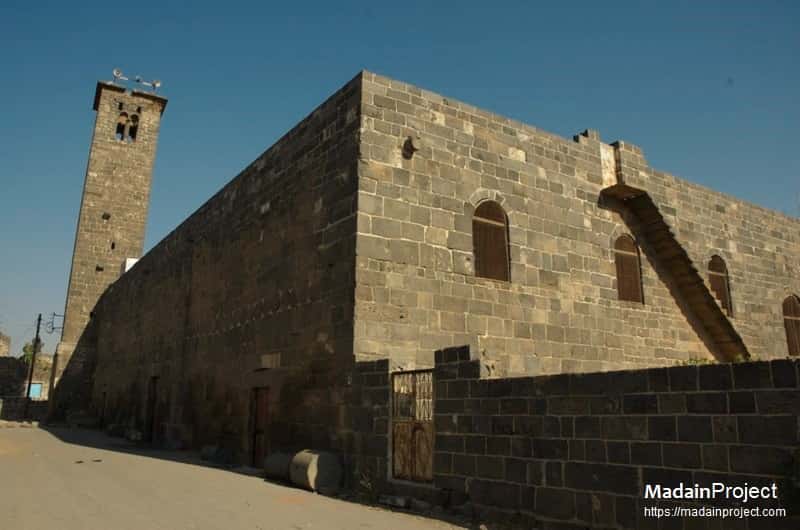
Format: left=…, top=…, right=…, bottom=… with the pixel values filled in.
left=112, top=68, right=128, bottom=83
left=111, top=68, right=162, bottom=93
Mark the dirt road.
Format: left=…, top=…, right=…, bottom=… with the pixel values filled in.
left=0, top=426, right=466, bottom=530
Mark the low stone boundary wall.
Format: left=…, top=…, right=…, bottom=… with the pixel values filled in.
left=0, top=397, right=49, bottom=421
left=432, top=345, right=800, bottom=529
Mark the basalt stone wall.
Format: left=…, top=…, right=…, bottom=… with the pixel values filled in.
left=0, top=356, right=52, bottom=400
left=54, top=85, right=168, bottom=419
left=433, top=345, right=800, bottom=529
left=612, top=143, right=800, bottom=361
left=90, top=72, right=363, bottom=462
left=354, top=71, right=800, bottom=376
left=269, top=358, right=391, bottom=489
left=0, top=357, right=26, bottom=396
left=0, top=398, right=49, bottom=421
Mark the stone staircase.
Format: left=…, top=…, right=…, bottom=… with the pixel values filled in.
left=601, top=183, right=749, bottom=361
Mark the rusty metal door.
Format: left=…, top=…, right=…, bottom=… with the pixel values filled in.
left=250, top=387, right=269, bottom=467
left=392, top=370, right=434, bottom=482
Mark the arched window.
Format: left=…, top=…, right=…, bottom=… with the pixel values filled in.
left=472, top=201, right=510, bottom=281
left=614, top=235, right=644, bottom=303
left=784, top=295, right=800, bottom=356
left=115, top=112, right=128, bottom=141
left=708, top=255, right=733, bottom=316
left=128, top=114, right=139, bottom=142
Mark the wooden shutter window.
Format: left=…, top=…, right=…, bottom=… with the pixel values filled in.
left=473, top=201, right=510, bottom=282
left=708, top=255, right=733, bottom=317
left=614, top=235, right=643, bottom=303
left=784, top=295, right=800, bottom=357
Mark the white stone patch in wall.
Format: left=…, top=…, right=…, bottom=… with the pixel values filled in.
left=508, top=147, right=527, bottom=162
left=463, top=121, right=474, bottom=135
left=431, top=110, right=445, bottom=124
left=120, top=258, right=138, bottom=274
left=260, top=201, right=271, bottom=214
left=600, top=143, right=617, bottom=187
left=389, top=148, right=402, bottom=168
left=260, top=353, right=281, bottom=369
left=314, top=197, right=323, bottom=214
left=728, top=241, right=738, bottom=254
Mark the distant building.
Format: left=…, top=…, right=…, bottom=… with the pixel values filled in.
left=0, top=353, right=52, bottom=400
left=0, top=332, right=9, bottom=357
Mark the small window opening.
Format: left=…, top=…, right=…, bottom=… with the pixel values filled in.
left=472, top=201, right=510, bottom=281
left=115, top=112, right=128, bottom=141
left=614, top=235, right=644, bottom=303
left=128, top=114, right=139, bottom=142
left=708, top=255, right=733, bottom=316
left=118, top=102, right=124, bottom=110
left=95, top=265, right=104, bottom=272
left=101, top=212, right=111, bottom=221
left=111, top=241, right=116, bottom=250
left=784, top=295, right=800, bottom=356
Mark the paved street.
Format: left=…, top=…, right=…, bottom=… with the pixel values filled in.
left=0, top=426, right=466, bottom=530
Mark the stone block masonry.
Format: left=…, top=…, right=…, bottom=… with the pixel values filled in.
left=78, top=69, right=800, bottom=496
left=355, top=71, right=800, bottom=375
left=90, top=73, right=362, bottom=465
left=433, top=345, right=800, bottom=529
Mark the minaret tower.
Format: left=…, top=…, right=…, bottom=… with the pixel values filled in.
left=52, top=71, right=167, bottom=411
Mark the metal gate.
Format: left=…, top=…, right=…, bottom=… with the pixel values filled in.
left=391, top=369, right=434, bottom=482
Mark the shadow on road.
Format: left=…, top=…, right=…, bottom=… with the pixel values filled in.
left=37, top=425, right=479, bottom=530
left=39, top=425, right=260, bottom=475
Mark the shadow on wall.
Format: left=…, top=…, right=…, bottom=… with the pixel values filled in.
left=48, top=318, right=100, bottom=422
left=0, top=357, right=28, bottom=397
left=0, top=398, right=49, bottom=421
left=599, top=193, right=731, bottom=362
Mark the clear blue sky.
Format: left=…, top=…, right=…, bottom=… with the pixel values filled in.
left=1, top=1, right=798, bottom=355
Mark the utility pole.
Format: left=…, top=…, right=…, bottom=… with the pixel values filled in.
left=23, top=314, right=42, bottom=420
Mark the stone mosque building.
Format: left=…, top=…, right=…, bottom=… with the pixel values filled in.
left=52, top=70, right=800, bottom=474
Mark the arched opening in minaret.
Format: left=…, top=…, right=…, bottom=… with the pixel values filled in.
left=128, top=115, right=139, bottom=142
left=115, top=112, right=128, bottom=141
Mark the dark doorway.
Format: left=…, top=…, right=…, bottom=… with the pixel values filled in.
left=145, top=376, right=159, bottom=443
left=100, top=391, right=107, bottom=428
left=250, top=387, right=269, bottom=467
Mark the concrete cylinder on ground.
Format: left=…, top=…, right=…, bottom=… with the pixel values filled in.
left=289, top=450, right=342, bottom=494
left=263, top=452, right=292, bottom=481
